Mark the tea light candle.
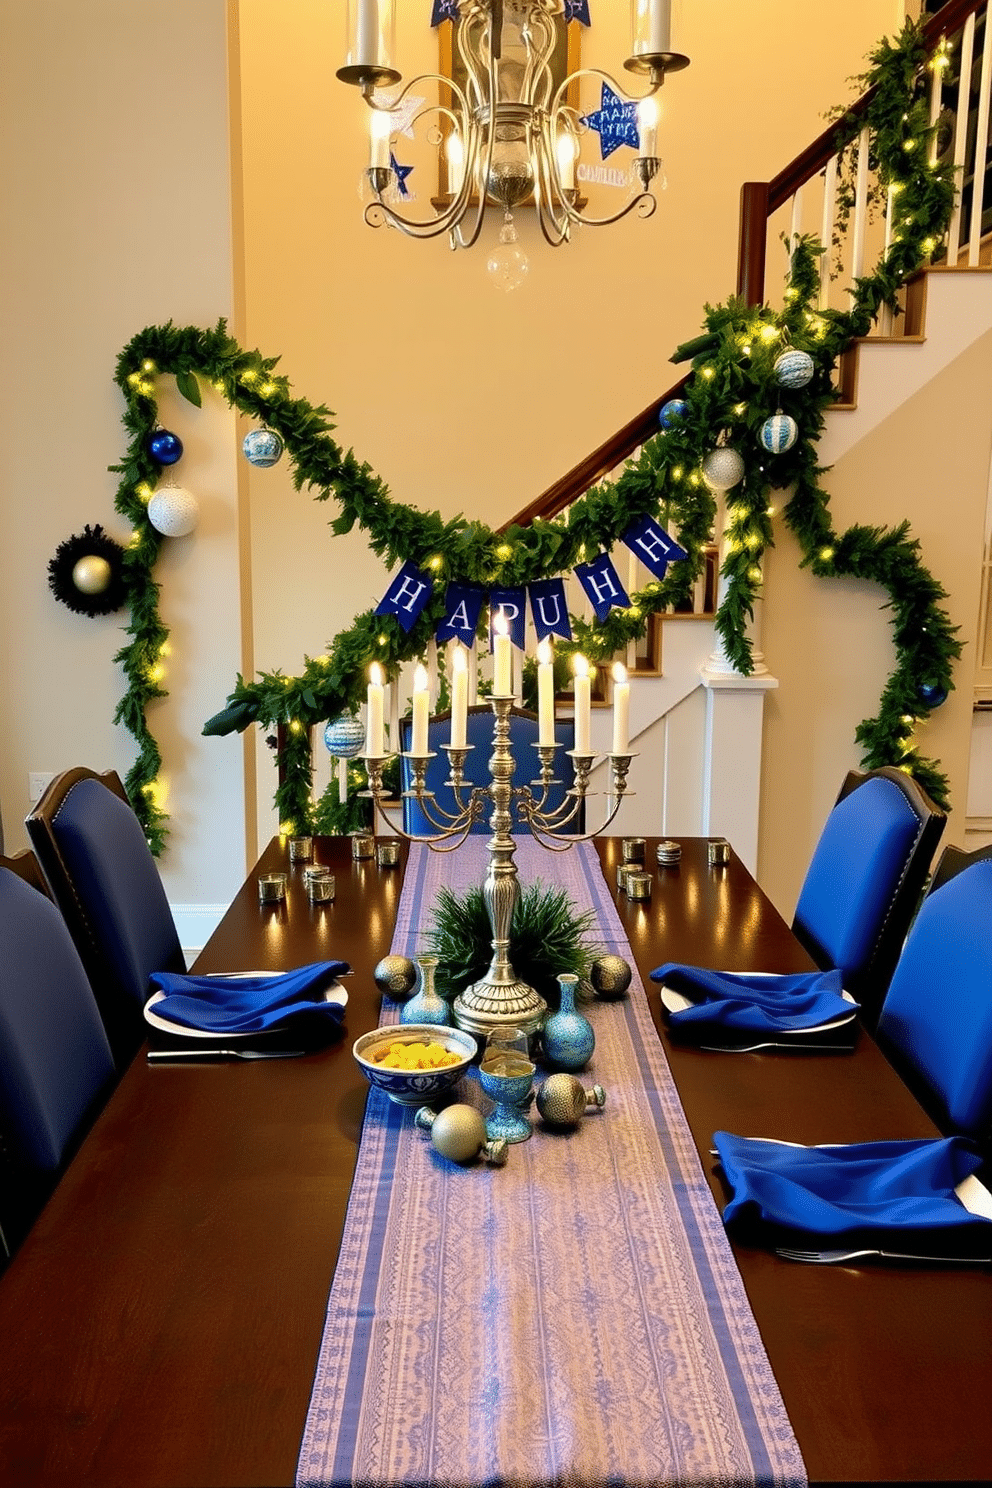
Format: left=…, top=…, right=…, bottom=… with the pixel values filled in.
left=573, top=654, right=591, bottom=754
left=493, top=613, right=512, bottom=695
left=537, top=639, right=555, bottom=747
left=411, top=663, right=430, bottom=756
left=366, top=662, right=385, bottom=757
left=258, top=872, right=287, bottom=904
left=450, top=644, right=468, bottom=750
left=612, top=662, right=630, bottom=755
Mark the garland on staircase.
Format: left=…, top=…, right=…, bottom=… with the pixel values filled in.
left=98, top=18, right=959, bottom=848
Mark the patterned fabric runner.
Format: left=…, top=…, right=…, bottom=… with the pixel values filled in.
left=297, top=839, right=806, bottom=1488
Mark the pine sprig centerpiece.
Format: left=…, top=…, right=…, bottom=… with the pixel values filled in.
left=426, top=881, right=600, bottom=1007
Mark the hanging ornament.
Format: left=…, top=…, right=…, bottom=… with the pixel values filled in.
left=774, top=349, right=815, bottom=388
left=917, top=680, right=949, bottom=709
left=47, top=524, right=128, bottom=617
left=759, top=412, right=798, bottom=454
left=658, top=398, right=687, bottom=430
left=701, top=446, right=745, bottom=491
left=323, top=714, right=366, bottom=758
left=242, top=427, right=284, bottom=467
left=147, top=485, right=200, bottom=537
left=146, top=427, right=184, bottom=465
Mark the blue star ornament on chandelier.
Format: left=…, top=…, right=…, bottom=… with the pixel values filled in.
left=390, top=153, right=414, bottom=198
left=581, top=83, right=640, bottom=160
left=564, top=0, right=592, bottom=23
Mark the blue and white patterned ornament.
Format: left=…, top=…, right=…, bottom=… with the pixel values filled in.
left=658, top=398, right=687, bottom=430
left=242, top=427, right=284, bottom=467
left=916, top=680, right=949, bottom=709
left=759, top=413, right=798, bottom=454
left=773, top=349, right=815, bottom=388
left=323, top=714, right=366, bottom=758
left=147, top=428, right=183, bottom=465
left=701, top=446, right=745, bottom=491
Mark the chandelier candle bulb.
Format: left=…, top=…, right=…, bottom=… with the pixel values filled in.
left=573, top=655, right=591, bottom=755
left=493, top=614, right=512, bottom=696
left=366, top=664, right=385, bottom=757
left=612, top=663, right=630, bottom=755
left=537, top=639, right=555, bottom=748
left=369, top=112, right=391, bottom=172
left=632, top=0, right=671, bottom=56
left=450, top=645, right=468, bottom=750
left=411, top=664, right=430, bottom=757
left=636, top=96, right=658, bottom=159
left=556, top=133, right=576, bottom=193
left=348, top=0, right=394, bottom=71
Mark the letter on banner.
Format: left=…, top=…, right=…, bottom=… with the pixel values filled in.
left=574, top=554, right=630, bottom=622
left=374, top=560, right=434, bottom=633
left=489, top=587, right=527, bottom=651
left=435, top=582, right=485, bottom=645
left=621, top=513, right=688, bottom=580
left=528, top=578, right=572, bottom=642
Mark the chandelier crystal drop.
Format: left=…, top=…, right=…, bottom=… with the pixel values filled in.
left=336, top=0, right=688, bottom=274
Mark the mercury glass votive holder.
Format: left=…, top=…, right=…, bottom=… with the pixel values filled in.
left=622, top=837, right=646, bottom=865
left=258, top=871, right=287, bottom=904
left=351, top=831, right=375, bottom=860
left=307, top=872, right=336, bottom=904
left=708, top=838, right=731, bottom=866
left=376, top=840, right=401, bottom=868
left=626, top=871, right=652, bottom=901
left=288, top=836, right=313, bottom=864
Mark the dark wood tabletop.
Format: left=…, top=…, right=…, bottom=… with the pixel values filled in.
left=0, top=835, right=988, bottom=1488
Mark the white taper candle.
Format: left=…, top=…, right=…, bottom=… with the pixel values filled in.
left=612, top=662, right=630, bottom=755
left=573, top=654, right=591, bottom=755
left=411, top=663, right=430, bottom=757
left=450, top=644, right=468, bottom=749
left=365, top=662, right=385, bottom=757
left=537, top=639, right=555, bottom=747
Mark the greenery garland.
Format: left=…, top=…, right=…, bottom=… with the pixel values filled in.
left=102, top=18, right=960, bottom=848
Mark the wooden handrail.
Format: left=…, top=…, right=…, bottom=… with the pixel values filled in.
left=506, top=0, right=984, bottom=530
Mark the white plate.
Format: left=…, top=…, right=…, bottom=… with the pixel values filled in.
left=660, top=975, right=856, bottom=1034
left=143, top=979, right=348, bottom=1039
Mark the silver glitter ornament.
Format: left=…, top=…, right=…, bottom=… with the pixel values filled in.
left=589, top=954, right=632, bottom=999
left=535, top=1075, right=606, bottom=1129
left=373, top=954, right=418, bottom=1000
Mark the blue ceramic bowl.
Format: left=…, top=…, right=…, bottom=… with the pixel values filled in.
left=353, top=1023, right=477, bottom=1106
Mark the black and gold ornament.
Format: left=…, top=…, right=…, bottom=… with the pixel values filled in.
left=47, top=524, right=128, bottom=617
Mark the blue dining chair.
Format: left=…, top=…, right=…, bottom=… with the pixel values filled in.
left=791, top=766, right=945, bottom=1025
left=0, top=860, right=115, bottom=1256
left=26, top=767, right=186, bottom=1069
left=877, top=844, right=992, bottom=1146
left=399, top=704, right=578, bottom=836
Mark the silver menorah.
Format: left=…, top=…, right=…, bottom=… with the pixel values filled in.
left=362, top=692, right=634, bottom=1038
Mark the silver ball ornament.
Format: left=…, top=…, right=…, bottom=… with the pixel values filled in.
left=416, top=1103, right=508, bottom=1165
left=589, top=954, right=632, bottom=999
left=536, top=1075, right=606, bottom=1129
left=701, top=447, right=745, bottom=491
left=72, top=555, right=112, bottom=595
left=147, top=485, right=200, bottom=537
left=373, top=955, right=418, bottom=1000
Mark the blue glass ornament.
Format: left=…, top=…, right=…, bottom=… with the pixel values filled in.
left=324, top=714, right=366, bottom=758
left=774, top=349, right=815, bottom=388
left=242, top=427, right=284, bottom=467
left=917, top=680, right=949, bottom=709
left=658, top=398, right=687, bottom=430
left=147, top=428, right=183, bottom=465
left=541, top=974, right=595, bottom=1072
left=759, top=413, right=798, bottom=454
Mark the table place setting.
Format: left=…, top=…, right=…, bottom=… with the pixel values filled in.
left=711, top=1132, right=992, bottom=1265
left=296, top=838, right=808, bottom=1488
left=142, top=960, right=351, bottom=1059
left=651, top=964, right=859, bottom=1051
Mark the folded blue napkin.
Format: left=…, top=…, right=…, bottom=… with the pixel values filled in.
left=714, top=1131, right=992, bottom=1253
left=147, top=961, right=350, bottom=1033
left=650, top=963, right=856, bottom=1034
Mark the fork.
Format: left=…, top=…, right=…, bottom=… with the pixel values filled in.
left=775, top=1246, right=990, bottom=1264
left=148, top=1048, right=306, bottom=1062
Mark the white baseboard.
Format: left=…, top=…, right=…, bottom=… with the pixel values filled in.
left=171, top=903, right=228, bottom=959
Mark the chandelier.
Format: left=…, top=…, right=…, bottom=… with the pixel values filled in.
left=336, top=0, right=689, bottom=287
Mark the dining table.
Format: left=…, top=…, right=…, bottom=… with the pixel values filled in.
left=0, top=832, right=990, bottom=1488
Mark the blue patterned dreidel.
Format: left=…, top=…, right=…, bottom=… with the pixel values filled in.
left=541, top=973, right=595, bottom=1072
left=479, top=1027, right=535, bottom=1144
left=400, top=955, right=449, bottom=1026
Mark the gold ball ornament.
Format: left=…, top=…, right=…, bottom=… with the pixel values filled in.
left=589, top=954, right=632, bottom=999
left=72, top=555, right=112, bottom=595
left=415, top=1103, right=508, bottom=1165
left=373, top=954, right=418, bottom=1000
left=535, top=1074, right=606, bottom=1129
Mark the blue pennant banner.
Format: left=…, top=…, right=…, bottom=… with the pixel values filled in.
left=574, top=554, right=631, bottom=621
left=374, top=560, right=434, bottom=633
left=435, top=582, right=485, bottom=645
left=621, top=514, right=689, bottom=581
left=564, top=0, right=591, bottom=22
left=431, top=0, right=459, bottom=24
left=528, top=578, right=572, bottom=641
left=489, top=587, right=528, bottom=651
left=581, top=82, right=639, bottom=161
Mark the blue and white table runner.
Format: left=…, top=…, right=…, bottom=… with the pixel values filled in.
left=297, top=839, right=806, bottom=1488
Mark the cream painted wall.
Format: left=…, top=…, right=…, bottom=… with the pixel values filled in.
left=234, top=0, right=900, bottom=842
left=0, top=0, right=247, bottom=910
left=760, top=327, right=992, bottom=918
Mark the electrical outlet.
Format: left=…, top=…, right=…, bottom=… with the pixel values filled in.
left=28, top=772, right=54, bottom=805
